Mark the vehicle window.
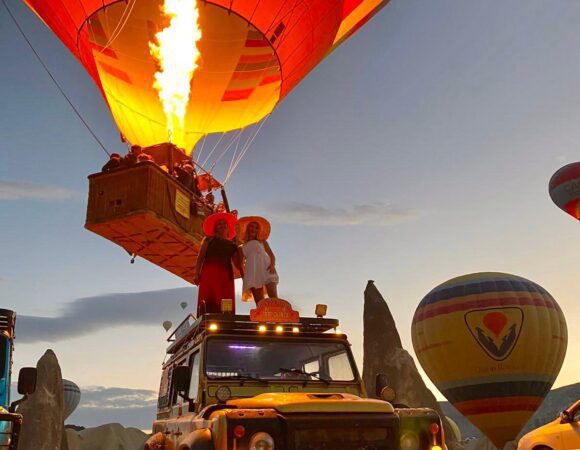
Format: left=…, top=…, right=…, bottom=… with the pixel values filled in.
left=205, top=338, right=356, bottom=382
left=170, top=359, right=186, bottom=406
left=304, top=359, right=320, bottom=374
left=328, top=352, right=354, bottom=380
left=157, top=367, right=171, bottom=408
left=188, top=352, right=200, bottom=401
left=573, top=408, right=580, bottom=422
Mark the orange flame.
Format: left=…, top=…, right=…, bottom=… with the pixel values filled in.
left=149, top=0, right=201, bottom=148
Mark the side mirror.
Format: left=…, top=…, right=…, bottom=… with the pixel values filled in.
left=172, top=365, right=191, bottom=395
left=375, top=373, right=396, bottom=402
left=18, top=367, right=37, bottom=395
left=560, top=410, right=571, bottom=423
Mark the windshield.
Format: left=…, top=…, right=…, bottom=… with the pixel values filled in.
left=205, top=338, right=356, bottom=382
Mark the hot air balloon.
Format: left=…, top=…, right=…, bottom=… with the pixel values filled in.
left=412, top=272, right=568, bottom=450
left=163, top=320, right=173, bottom=332
left=62, top=379, right=81, bottom=420
left=549, top=162, right=580, bottom=221
left=23, top=0, right=390, bottom=283
left=180, top=302, right=188, bottom=310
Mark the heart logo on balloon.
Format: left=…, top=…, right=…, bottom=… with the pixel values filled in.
left=465, top=307, right=523, bottom=361
left=483, top=311, right=508, bottom=337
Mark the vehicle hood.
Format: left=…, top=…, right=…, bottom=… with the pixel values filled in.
left=228, top=393, right=394, bottom=414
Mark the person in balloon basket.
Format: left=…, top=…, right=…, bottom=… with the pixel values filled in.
left=237, top=216, right=279, bottom=305
left=193, top=212, right=241, bottom=316
left=101, top=153, right=122, bottom=173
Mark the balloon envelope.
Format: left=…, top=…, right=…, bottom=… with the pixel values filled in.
left=163, top=320, right=172, bottom=331
left=62, top=379, right=81, bottom=420
left=23, top=0, right=389, bottom=151
left=412, top=272, right=567, bottom=449
left=549, top=162, right=580, bottom=220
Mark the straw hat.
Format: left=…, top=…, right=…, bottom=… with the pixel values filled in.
left=202, top=212, right=237, bottom=239
left=237, top=216, right=271, bottom=241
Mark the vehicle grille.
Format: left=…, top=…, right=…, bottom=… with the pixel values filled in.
left=294, top=427, right=390, bottom=450
left=285, top=413, right=398, bottom=450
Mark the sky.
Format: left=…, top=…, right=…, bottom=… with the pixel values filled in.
left=1, top=0, right=579, bottom=430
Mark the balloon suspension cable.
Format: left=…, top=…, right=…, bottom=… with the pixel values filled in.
left=224, top=114, right=271, bottom=185
left=99, top=0, right=136, bottom=54
left=1, top=0, right=111, bottom=157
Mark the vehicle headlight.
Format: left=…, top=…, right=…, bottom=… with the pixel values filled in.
left=249, top=432, right=275, bottom=450
left=400, top=431, right=420, bottom=450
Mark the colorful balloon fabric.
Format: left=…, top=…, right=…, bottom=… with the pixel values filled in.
left=23, top=1, right=389, bottom=151
left=412, top=272, right=567, bottom=449
left=549, top=162, right=580, bottom=220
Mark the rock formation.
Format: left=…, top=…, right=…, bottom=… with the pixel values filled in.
left=362, top=280, right=457, bottom=447
left=66, top=423, right=147, bottom=450
left=18, top=349, right=68, bottom=450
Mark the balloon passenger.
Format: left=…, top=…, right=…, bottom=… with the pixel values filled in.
left=122, top=144, right=142, bottom=167
left=193, top=213, right=240, bottom=316
left=101, top=153, right=122, bottom=173
left=237, top=216, right=279, bottom=304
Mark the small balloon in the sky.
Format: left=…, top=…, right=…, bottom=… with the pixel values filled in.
left=180, top=301, right=188, bottom=310
left=162, top=320, right=172, bottom=332
left=62, top=379, right=81, bottom=420
left=549, top=161, right=580, bottom=220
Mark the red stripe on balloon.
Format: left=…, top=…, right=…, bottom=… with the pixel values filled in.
left=549, top=163, right=580, bottom=188
left=97, top=62, right=132, bottom=84
left=245, top=39, right=270, bottom=48
left=412, top=296, right=556, bottom=324
left=456, top=397, right=543, bottom=416
left=221, top=88, right=254, bottom=101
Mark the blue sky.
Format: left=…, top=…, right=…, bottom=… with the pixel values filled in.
left=1, top=0, right=579, bottom=429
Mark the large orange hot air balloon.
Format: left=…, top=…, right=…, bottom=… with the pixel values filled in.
left=549, top=162, right=580, bottom=221
left=412, top=273, right=568, bottom=450
left=23, top=0, right=389, bottom=152
left=22, top=0, right=390, bottom=282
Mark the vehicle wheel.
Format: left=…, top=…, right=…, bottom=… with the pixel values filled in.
left=534, top=446, right=553, bottom=450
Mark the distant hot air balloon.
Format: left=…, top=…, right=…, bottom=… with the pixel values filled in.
left=62, top=379, right=81, bottom=420
left=163, top=320, right=173, bottom=332
left=549, top=162, right=580, bottom=221
left=412, top=272, right=568, bottom=450
left=180, top=302, right=188, bottom=310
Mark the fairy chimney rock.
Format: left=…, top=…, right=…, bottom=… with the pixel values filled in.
left=362, top=280, right=457, bottom=446
left=18, top=349, right=67, bottom=450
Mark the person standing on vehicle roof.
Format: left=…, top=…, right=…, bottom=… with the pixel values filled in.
left=237, top=216, right=279, bottom=305
left=193, top=212, right=241, bottom=316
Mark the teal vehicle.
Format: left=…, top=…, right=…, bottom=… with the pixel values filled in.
left=0, top=309, right=37, bottom=450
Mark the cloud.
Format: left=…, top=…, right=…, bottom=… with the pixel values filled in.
left=17, top=287, right=196, bottom=343
left=267, top=202, right=418, bottom=226
left=68, top=386, right=157, bottom=429
left=78, top=386, right=157, bottom=410
left=10, top=383, right=157, bottom=429
left=0, top=180, right=77, bottom=201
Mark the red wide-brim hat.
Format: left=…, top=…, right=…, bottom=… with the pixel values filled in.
left=202, top=212, right=237, bottom=239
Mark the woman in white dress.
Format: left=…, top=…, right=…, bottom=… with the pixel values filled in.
left=237, top=216, right=279, bottom=304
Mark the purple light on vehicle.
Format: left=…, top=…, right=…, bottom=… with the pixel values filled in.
left=228, top=345, right=258, bottom=350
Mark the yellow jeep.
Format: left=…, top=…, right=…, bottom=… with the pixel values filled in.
left=146, top=302, right=444, bottom=450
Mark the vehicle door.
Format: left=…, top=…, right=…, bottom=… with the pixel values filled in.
left=561, top=403, right=580, bottom=449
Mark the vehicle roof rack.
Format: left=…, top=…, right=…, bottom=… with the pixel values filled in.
left=166, top=313, right=340, bottom=355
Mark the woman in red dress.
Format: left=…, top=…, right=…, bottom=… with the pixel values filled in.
left=193, top=212, right=240, bottom=316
